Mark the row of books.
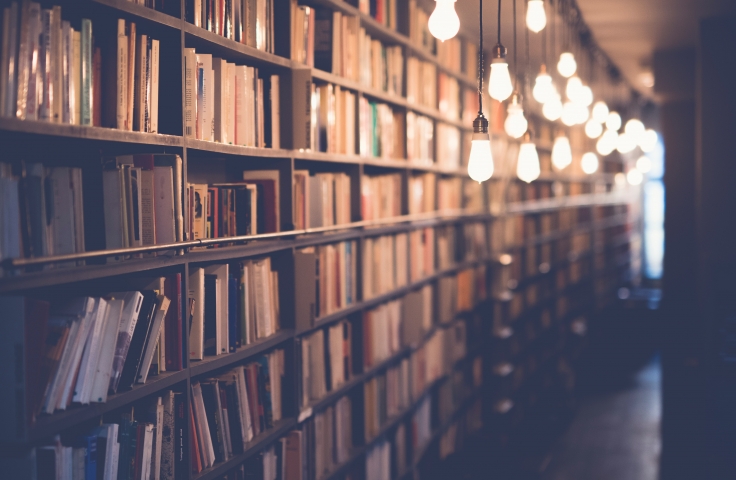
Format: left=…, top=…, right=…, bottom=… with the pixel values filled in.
left=436, top=37, right=462, bottom=77
left=301, top=395, right=353, bottom=479
left=436, top=124, right=461, bottom=170
left=358, top=98, right=404, bottom=159
left=438, top=74, right=460, bottom=121
left=1, top=276, right=183, bottom=440
left=1, top=5, right=161, bottom=132
left=190, top=349, right=285, bottom=472
left=408, top=173, right=435, bottom=215
left=357, top=0, right=398, bottom=30
left=406, top=112, right=434, bottom=165
left=314, top=9, right=360, bottom=80
left=0, top=163, right=84, bottom=263
left=311, top=83, right=356, bottom=155
left=188, top=259, right=281, bottom=360
left=188, top=170, right=281, bottom=241
left=103, top=154, right=184, bottom=251
left=25, top=390, right=185, bottom=480
left=362, top=233, right=408, bottom=300
left=292, top=170, right=352, bottom=230
left=184, top=49, right=280, bottom=147
left=435, top=222, right=489, bottom=270
left=108, top=19, right=161, bottom=132
left=190, top=0, right=274, bottom=53
left=439, top=399, right=484, bottom=460
left=363, top=359, right=411, bottom=441
left=365, top=439, right=392, bottom=480
left=407, top=0, right=434, bottom=52
left=361, top=172, right=402, bottom=222
left=299, top=320, right=352, bottom=407
left=294, top=241, right=359, bottom=326
left=359, top=33, right=403, bottom=96
left=406, top=57, right=436, bottom=109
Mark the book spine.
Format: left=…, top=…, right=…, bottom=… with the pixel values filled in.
left=150, top=39, right=159, bottom=133
left=117, top=18, right=128, bottom=130
left=80, top=18, right=92, bottom=125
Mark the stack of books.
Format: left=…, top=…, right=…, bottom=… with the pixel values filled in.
left=438, top=73, right=460, bottom=120
left=311, top=83, right=357, bottom=154
left=361, top=172, right=402, bottom=221
left=189, top=0, right=275, bottom=53
left=358, top=0, right=398, bottom=29
left=436, top=124, right=461, bottom=170
left=407, top=112, right=434, bottom=165
left=362, top=233, right=408, bottom=299
left=359, top=32, right=403, bottom=96
left=408, top=173, right=436, bottom=215
left=299, top=319, right=352, bottom=406
left=409, top=228, right=436, bottom=282
left=293, top=170, right=352, bottom=229
left=359, top=98, right=405, bottom=159
left=300, top=395, right=353, bottom=479
left=406, top=58, right=437, bottom=109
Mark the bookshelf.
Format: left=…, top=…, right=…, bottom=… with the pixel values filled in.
left=0, top=0, right=640, bottom=479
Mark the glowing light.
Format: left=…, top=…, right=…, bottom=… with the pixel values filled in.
left=551, top=135, right=572, bottom=170
left=557, top=52, right=577, bottom=78
left=428, top=0, right=460, bottom=41
left=504, top=97, right=528, bottom=139
left=585, top=120, right=603, bottom=139
left=532, top=68, right=554, bottom=104
left=627, top=168, right=643, bottom=185
left=616, top=131, right=637, bottom=153
left=636, top=155, right=652, bottom=173
left=489, top=60, right=513, bottom=101
left=596, top=129, right=618, bottom=156
left=581, top=152, right=599, bottom=174
left=517, top=140, right=541, bottom=183
left=592, top=101, right=609, bottom=123
left=561, top=101, right=577, bottom=126
left=526, top=0, right=547, bottom=33
left=639, top=129, right=658, bottom=153
left=606, top=111, right=622, bottom=131
left=467, top=132, right=494, bottom=182
left=543, top=93, right=563, bottom=121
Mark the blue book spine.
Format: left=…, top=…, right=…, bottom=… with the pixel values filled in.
left=84, top=434, right=97, bottom=480
left=80, top=18, right=92, bottom=125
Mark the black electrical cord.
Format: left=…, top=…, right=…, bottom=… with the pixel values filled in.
left=478, top=0, right=484, bottom=115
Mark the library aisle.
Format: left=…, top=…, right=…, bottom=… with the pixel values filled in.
left=541, top=357, right=661, bottom=480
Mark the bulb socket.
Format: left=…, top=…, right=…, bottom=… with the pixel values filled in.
left=539, top=64, right=547, bottom=74
left=473, top=114, right=489, bottom=134
left=510, top=91, right=522, bottom=105
left=491, top=44, right=507, bottom=61
left=522, top=130, right=534, bottom=143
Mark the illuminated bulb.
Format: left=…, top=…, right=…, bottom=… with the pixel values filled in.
left=561, top=101, right=577, bottom=126
left=428, top=0, right=460, bottom=41
left=573, top=103, right=589, bottom=124
left=526, top=0, right=547, bottom=33
left=578, top=86, right=593, bottom=106
left=468, top=115, right=494, bottom=182
left=557, top=52, right=577, bottom=78
left=614, top=172, right=627, bottom=186
left=585, top=120, right=603, bottom=139
left=616, top=132, right=637, bottom=153
left=566, top=76, right=583, bottom=101
left=592, top=101, right=609, bottom=123
left=504, top=95, right=528, bottom=139
left=627, top=168, right=643, bottom=185
left=551, top=136, right=572, bottom=170
left=532, top=67, right=554, bottom=104
left=581, top=152, right=599, bottom=174
left=639, top=129, right=658, bottom=153
left=624, top=118, right=646, bottom=143
left=596, top=129, right=618, bottom=156
left=636, top=155, right=652, bottom=173
left=543, top=93, right=563, bottom=121
left=517, top=134, right=541, bottom=183
left=489, top=62, right=513, bottom=101
left=606, top=111, right=622, bottom=131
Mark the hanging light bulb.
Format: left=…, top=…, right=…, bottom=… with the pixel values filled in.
left=557, top=52, right=577, bottom=78
left=532, top=66, right=554, bottom=104
left=428, top=0, right=460, bottom=41
left=614, top=172, right=627, bottom=187
left=489, top=44, right=513, bottom=101
left=627, top=168, right=643, bottom=185
left=543, top=92, right=563, bottom=121
left=592, top=101, right=609, bottom=123
left=552, top=135, right=573, bottom=170
left=639, top=129, right=658, bottom=153
left=616, top=131, right=637, bottom=153
left=467, top=0, right=493, bottom=183
left=585, top=120, right=603, bottom=139
left=517, top=132, right=541, bottom=183
left=606, top=111, right=622, bottom=131
left=578, top=85, right=593, bottom=106
left=596, top=129, right=618, bottom=156
left=561, top=101, right=577, bottom=126
left=624, top=118, right=646, bottom=143
left=504, top=93, right=528, bottom=139
left=566, top=76, right=583, bottom=102
left=526, top=0, right=546, bottom=33
left=581, top=152, right=599, bottom=174
left=636, top=155, right=652, bottom=173
left=573, top=103, right=589, bottom=124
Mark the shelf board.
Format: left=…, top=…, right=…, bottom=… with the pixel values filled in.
left=0, top=117, right=183, bottom=146
left=0, top=254, right=187, bottom=293
left=189, top=329, right=295, bottom=378
left=185, top=138, right=293, bottom=158
left=91, top=0, right=183, bottom=30
left=183, top=23, right=294, bottom=68
left=192, top=418, right=297, bottom=480
left=28, top=370, right=188, bottom=442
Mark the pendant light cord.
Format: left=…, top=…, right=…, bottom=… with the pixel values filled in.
left=497, top=0, right=502, bottom=44
left=524, top=0, right=530, bottom=104
left=542, top=0, right=547, bottom=66
left=513, top=0, right=517, bottom=83
left=478, top=0, right=484, bottom=115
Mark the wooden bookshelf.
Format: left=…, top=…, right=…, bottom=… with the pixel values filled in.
left=0, top=0, right=640, bottom=479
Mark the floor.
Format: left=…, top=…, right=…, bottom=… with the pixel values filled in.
left=541, top=358, right=661, bottom=480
